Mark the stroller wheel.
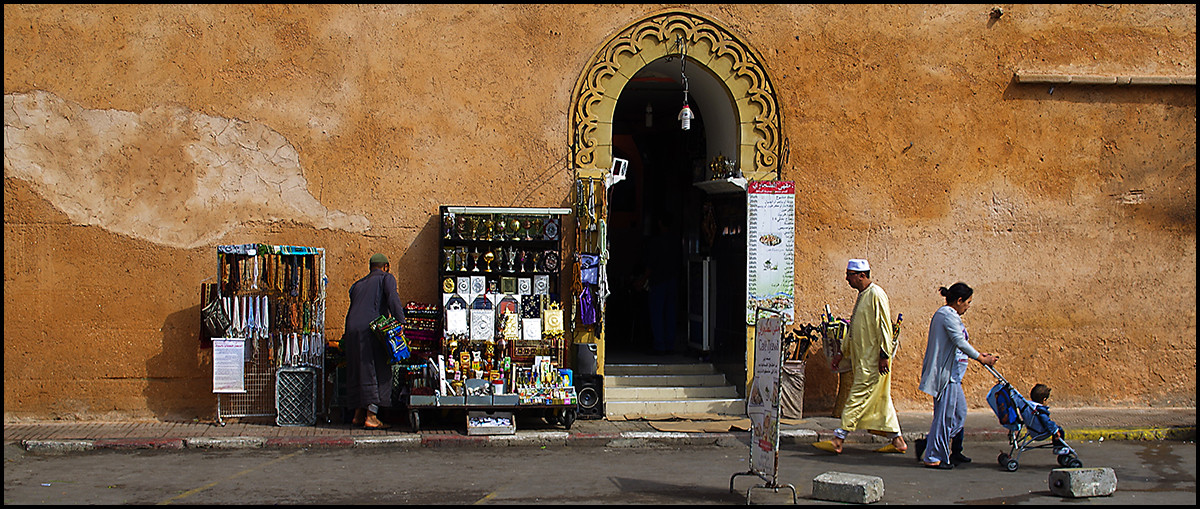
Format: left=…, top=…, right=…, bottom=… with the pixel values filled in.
left=1058, top=452, right=1083, bottom=468
left=997, top=452, right=1009, bottom=466
left=1003, top=458, right=1020, bottom=472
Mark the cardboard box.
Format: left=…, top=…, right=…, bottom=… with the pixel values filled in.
left=492, top=394, right=519, bottom=405
left=438, top=395, right=465, bottom=405
left=409, top=395, right=437, bottom=406
left=467, top=410, right=515, bottom=435
left=466, top=395, right=493, bottom=405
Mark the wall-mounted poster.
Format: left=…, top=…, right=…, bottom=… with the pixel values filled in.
left=746, top=181, right=795, bottom=325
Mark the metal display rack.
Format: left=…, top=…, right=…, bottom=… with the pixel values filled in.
left=408, top=206, right=577, bottom=433
left=212, top=244, right=327, bottom=427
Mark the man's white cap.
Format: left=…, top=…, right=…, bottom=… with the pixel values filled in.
left=847, top=259, right=870, bottom=272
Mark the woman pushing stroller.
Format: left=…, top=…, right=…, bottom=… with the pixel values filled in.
left=916, top=282, right=1000, bottom=469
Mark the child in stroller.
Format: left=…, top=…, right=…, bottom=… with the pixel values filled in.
left=1029, top=383, right=1072, bottom=455
left=985, top=365, right=1083, bottom=471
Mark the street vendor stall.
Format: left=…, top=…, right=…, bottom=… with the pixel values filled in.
left=400, top=206, right=577, bottom=433
left=205, top=244, right=327, bottom=427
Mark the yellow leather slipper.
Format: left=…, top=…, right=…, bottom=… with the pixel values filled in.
left=875, top=443, right=906, bottom=453
left=812, top=440, right=842, bottom=454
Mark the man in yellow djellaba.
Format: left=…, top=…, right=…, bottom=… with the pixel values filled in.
left=813, top=259, right=907, bottom=454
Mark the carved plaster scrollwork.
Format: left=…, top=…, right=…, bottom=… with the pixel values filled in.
left=570, top=11, right=782, bottom=179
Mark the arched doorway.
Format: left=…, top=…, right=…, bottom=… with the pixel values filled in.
left=569, top=10, right=784, bottom=398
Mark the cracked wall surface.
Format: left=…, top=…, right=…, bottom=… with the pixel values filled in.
left=3, top=4, right=1194, bottom=421
left=5, top=90, right=369, bottom=249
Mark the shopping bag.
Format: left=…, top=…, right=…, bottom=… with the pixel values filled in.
left=369, top=315, right=411, bottom=363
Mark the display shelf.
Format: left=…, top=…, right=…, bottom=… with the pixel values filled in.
left=414, top=205, right=574, bottom=433
left=693, top=177, right=748, bottom=194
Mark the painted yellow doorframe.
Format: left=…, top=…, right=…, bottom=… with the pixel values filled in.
left=569, top=9, right=784, bottom=392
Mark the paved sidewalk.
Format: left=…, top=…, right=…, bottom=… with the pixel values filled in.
left=5, top=407, right=1193, bottom=454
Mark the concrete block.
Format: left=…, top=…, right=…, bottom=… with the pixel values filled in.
left=1049, top=467, right=1117, bottom=498
left=812, top=471, right=883, bottom=504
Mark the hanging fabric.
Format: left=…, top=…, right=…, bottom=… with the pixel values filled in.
left=579, top=285, right=597, bottom=325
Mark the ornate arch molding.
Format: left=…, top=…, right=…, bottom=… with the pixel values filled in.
left=570, top=10, right=783, bottom=179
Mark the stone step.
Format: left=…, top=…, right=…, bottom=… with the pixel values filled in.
left=605, top=385, right=740, bottom=400
left=605, top=373, right=730, bottom=387
left=604, top=398, right=746, bottom=417
left=605, top=363, right=717, bottom=376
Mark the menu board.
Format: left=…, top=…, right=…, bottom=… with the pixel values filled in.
left=746, top=181, right=795, bottom=325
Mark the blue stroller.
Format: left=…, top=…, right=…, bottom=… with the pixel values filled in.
left=984, top=365, right=1082, bottom=471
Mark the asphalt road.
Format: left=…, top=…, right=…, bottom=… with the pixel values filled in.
left=4, top=439, right=1195, bottom=505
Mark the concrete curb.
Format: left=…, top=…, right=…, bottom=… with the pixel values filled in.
left=1066, top=426, right=1196, bottom=442
left=22, top=439, right=95, bottom=454
left=185, top=436, right=266, bottom=449
left=93, top=438, right=184, bottom=450
left=17, top=425, right=1194, bottom=454
left=265, top=436, right=354, bottom=448
left=354, top=435, right=422, bottom=448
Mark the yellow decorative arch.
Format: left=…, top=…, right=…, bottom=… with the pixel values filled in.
left=570, top=10, right=783, bottom=180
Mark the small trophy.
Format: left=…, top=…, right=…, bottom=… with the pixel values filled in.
left=457, top=216, right=470, bottom=240
left=482, top=218, right=494, bottom=241
left=443, top=247, right=455, bottom=272
left=470, top=249, right=481, bottom=272
left=531, top=218, right=544, bottom=240
left=507, top=218, right=520, bottom=240
left=506, top=247, right=518, bottom=274
left=522, top=219, right=534, bottom=241
left=483, top=249, right=495, bottom=273
left=456, top=247, right=469, bottom=271
left=493, top=215, right=506, bottom=241
left=467, top=216, right=479, bottom=241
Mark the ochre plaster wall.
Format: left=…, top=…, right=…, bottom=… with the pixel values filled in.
left=4, top=4, right=1194, bottom=421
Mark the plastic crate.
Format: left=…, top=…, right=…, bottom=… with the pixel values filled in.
left=276, top=367, right=318, bottom=426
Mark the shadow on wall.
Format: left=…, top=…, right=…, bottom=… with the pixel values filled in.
left=392, top=213, right=441, bottom=305
left=146, top=304, right=215, bottom=421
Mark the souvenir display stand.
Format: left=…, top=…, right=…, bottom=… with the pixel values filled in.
left=404, top=206, right=577, bottom=434
left=211, top=244, right=327, bottom=427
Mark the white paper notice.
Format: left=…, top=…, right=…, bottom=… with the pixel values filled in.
left=212, top=338, right=246, bottom=393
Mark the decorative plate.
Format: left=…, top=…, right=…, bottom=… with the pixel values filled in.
left=544, top=218, right=560, bottom=241
left=541, top=250, right=560, bottom=272
left=442, top=277, right=456, bottom=294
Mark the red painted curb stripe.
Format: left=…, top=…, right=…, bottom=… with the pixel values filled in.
left=265, top=437, right=354, bottom=447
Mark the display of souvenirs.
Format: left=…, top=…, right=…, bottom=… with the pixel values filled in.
left=402, top=302, right=440, bottom=358
left=434, top=206, right=570, bottom=407
left=515, top=357, right=576, bottom=405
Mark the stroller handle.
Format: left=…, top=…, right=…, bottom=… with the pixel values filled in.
left=983, top=363, right=1007, bottom=384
